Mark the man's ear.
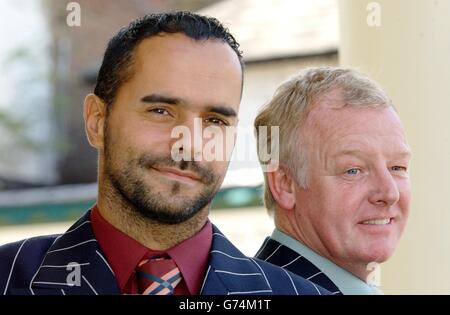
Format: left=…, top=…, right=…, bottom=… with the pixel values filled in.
left=266, top=166, right=296, bottom=211
left=83, top=93, right=107, bottom=150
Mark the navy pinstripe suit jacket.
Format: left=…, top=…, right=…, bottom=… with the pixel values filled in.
left=256, top=237, right=342, bottom=295
left=0, top=211, right=329, bottom=295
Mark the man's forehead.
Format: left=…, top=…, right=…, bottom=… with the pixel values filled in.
left=302, top=104, right=409, bottom=152
left=331, top=142, right=412, bottom=159
left=324, top=122, right=411, bottom=160
left=133, top=33, right=240, bottom=68
left=119, top=33, right=242, bottom=111
left=307, top=103, right=401, bottom=131
left=135, top=33, right=198, bottom=55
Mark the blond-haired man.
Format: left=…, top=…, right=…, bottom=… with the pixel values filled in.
left=254, top=67, right=411, bottom=294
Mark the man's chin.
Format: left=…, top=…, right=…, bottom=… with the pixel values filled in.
left=130, top=192, right=213, bottom=224
left=136, top=206, right=206, bottom=224
left=109, top=171, right=216, bottom=224
left=360, top=245, right=395, bottom=264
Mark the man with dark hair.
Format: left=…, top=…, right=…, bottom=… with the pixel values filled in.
left=0, top=12, right=327, bottom=295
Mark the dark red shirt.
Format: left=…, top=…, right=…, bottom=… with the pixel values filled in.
left=90, top=205, right=212, bottom=295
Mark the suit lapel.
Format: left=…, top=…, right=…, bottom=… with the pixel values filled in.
left=27, top=215, right=270, bottom=295
left=18, top=217, right=283, bottom=295
left=29, top=211, right=119, bottom=295
left=256, top=237, right=342, bottom=294
left=200, top=225, right=272, bottom=295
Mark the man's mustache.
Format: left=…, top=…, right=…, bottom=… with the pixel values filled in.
left=138, top=154, right=216, bottom=185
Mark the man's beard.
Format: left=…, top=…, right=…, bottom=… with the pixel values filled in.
left=104, top=148, right=222, bottom=225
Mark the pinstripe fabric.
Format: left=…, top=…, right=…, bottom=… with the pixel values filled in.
left=0, top=211, right=329, bottom=295
left=256, top=237, right=342, bottom=295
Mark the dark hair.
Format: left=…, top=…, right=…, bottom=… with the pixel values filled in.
left=94, top=11, right=244, bottom=108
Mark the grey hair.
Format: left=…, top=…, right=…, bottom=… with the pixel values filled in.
left=254, top=67, right=393, bottom=212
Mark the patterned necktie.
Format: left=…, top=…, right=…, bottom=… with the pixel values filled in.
left=136, top=257, right=182, bottom=295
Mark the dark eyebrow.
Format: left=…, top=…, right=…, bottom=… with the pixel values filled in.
left=141, top=94, right=237, bottom=117
left=205, top=105, right=237, bottom=117
left=141, top=94, right=180, bottom=105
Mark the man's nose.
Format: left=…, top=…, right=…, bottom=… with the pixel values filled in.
left=179, top=117, right=203, bottom=161
left=368, top=169, right=400, bottom=207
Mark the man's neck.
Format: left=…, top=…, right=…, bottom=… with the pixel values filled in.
left=276, top=215, right=371, bottom=282
left=96, top=183, right=209, bottom=251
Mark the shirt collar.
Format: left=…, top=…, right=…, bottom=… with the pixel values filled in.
left=166, top=221, right=212, bottom=295
left=90, top=205, right=212, bottom=294
left=271, top=228, right=383, bottom=295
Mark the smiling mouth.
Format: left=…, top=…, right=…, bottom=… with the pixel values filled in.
left=151, top=167, right=200, bottom=184
left=360, top=218, right=392, bottom=225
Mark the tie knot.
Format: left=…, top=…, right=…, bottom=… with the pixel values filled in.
left=136, top=257, right=182, bottom=295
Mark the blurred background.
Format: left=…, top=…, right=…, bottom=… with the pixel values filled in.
left=0, top=0, right=449, bottom=294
